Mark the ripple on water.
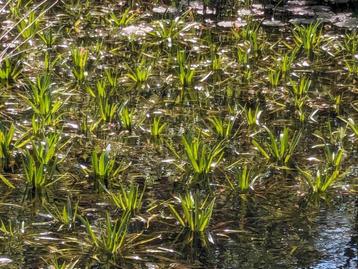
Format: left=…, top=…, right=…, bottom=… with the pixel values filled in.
left=0, top=257, right=12, bottom=266
left=313, top=209, right=358, bottom=269
left=121, top=24, right=153, bottom=37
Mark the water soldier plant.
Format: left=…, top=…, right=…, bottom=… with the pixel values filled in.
left=11, top=132, right=64, bottom=194
left=226, top=164, right=259, bottom=192
left=90, top=147, right=119, bottom=191
left=80, top=211, right=131, bottom=260
left=243, top=106, right=262, bottom=128
left=268, top=68, right=281, bottom=88
left=168, top=192, right=215, bottom=233
left=252, top=126, right=301, bottom=167
left=71, top=47, right=89, bottom=83
left=150, top=15, right=193, bottom=47
left=341, top=30, right=357, bottom=55
left=323, top=147, right=344, bottom=171
left=177, top=50, right=195, bottom=90
left=119, top=106, right=133, bottom=132
left=86, top=79, right=119, bottom=123
left=109, top=8, right=137, bottom=28
left=298, top=144, right=346, bottom=194
left=339, top=117, right=358, bottom=137
left=22, top=149, right=58, bottom=198
left=0, top=219, right=16, bottom=237
left=108, top=183, right=144, bottom=213
left=181, top=134, right=225, bottom=183
left=38, top=29, right=57, bottom=48
left=0, top=123, right=15, bottom=172
left=89, top=145, right=130, bottom=192
left=46, top=257, right=79, bottom=269
left=80, top=211, right=157, bottom=263
left=16, top=10, right=41, bottom=40
left=207, top=116, right=234, bottom=138
left=22, top=73, right=64, bottom=126
left=292, top=21, right=324, bottom=58
left=0, top=58, right=22, bottom=85
left=276, top=52, right=296, bottom=78
left=289, top=77, right=311, bottom=101
left=150, top=116, right=167, bottom=139
left=236, top=46, right=249, bottom=66
left=126, top=61, right=151, bottom=86
left=31, top=132, right=61, bottom=166
left=298, top=167, right=345, bottom=193
left=232, top=21, right=263, bottom=57
left=45, top=197, right=78, bottom=230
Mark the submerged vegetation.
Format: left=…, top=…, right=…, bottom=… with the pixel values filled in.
left=0, top=0, right=356, bottom=268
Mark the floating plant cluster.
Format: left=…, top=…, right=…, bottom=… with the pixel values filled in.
left=0, top=0, right=357, bottom=268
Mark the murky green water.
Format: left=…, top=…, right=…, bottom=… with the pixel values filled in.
left=0, top=1, right=357, bottom=268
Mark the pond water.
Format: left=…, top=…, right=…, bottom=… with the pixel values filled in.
left=0, top=0, right=357, bottom=268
